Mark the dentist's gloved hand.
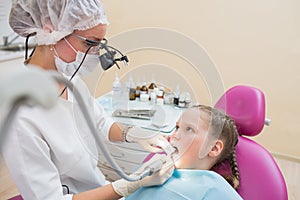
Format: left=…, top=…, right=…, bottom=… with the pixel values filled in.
left=126, top=126, right=175, bottom=154
left=111, top=154, right=174, bottom=197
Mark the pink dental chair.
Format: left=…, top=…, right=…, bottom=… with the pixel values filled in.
left=8, top=196, right=22, bottom=200
left=214, top=85, right=288, bottom=200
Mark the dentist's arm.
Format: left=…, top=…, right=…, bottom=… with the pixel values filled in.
left=73, top=154, right=174, bottom=200
left=73, top=184, right=121, bottom=200
left=108, top=124, right=174, bottom=154
left=108, top=122, right=125, bottom=142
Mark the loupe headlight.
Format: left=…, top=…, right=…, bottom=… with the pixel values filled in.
left=99, top=50, right=117, bottom=71
left=99, top=38, right=129, bottom=71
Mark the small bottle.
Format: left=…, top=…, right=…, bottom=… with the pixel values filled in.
left=112, top=72, right=121, bottom=96
left=148, top=74, right=157, bottom=93
left=185, top=92, right=191, bottom=108
left=164, top=91, right=174, bottom=104
left=153, top=87, right=159, bottom=96
left=150, top=92, right=157, bottom=104
left=135, top=80, right=141, bottom=99
left=156, top=90, right=164, bottom=99
left=140, top=83, right=148, bottom=94
left=112, top=72, right=122, bottom=108
left=178, top=93, right=185, bottom=108
left=173, top=85, right=180, bottom=106
left=127, top=75, right=136, bottom=101
left=156, top=90, right=164, bottom=105
left=135, top=86, right=141, bottom=99
left=129, top=89, right=136, bottom=100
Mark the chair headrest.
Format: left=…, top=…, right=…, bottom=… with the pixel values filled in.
left=214, top=85, right=265, bottom=137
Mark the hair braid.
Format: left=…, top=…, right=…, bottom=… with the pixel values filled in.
left=228, top=149, right=240, bottom=190
left=225, top=119, right=240, bottom=190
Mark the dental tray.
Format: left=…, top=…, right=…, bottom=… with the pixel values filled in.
left=112, top=109, right=156, bottom=120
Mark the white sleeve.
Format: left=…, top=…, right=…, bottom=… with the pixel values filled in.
left=94, top=98, right=115, bottom=141
left=1, top=116, right=73, bottom=200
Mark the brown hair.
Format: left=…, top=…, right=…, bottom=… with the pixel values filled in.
left=193, top=105, right=240, bottom=190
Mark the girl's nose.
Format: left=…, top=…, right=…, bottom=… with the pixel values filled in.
left=171, top=130, right=181, bottom=140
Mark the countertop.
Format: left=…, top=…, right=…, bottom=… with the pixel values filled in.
left=0, top=50, right=24, bottom=62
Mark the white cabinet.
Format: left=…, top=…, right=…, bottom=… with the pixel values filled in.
left=97, top=140, right=149, bottom=181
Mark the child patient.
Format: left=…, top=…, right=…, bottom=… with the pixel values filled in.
left=126, top=105, right=243, bottom=199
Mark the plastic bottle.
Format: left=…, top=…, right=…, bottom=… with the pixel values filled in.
left=135, top=84, right=141, bottom=100
left=156, top=90, right=164, bottom=105
left=150, top=92, right=157, bottom=104
left=138, top=82, right=148, bottom=102
left=140, top=82, right=148, bottom=94
left=112, top=72, right=122, bottom=108
left=178, top=93, right=186, bottom=108
left=112, top=73, right=121, bottom=93
left=185, top=92, right=191, bottom=108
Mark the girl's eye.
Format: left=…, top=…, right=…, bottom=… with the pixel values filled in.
left=186, top=127, right=193, bottom=132
left=175, top=125, right=179, bottom=130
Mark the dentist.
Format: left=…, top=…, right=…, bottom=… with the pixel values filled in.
left=2, top=0, right=174, bottom=200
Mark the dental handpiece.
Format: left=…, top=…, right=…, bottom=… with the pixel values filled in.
left=144, top=141, right=176, bottom=176
left=145, top=158, right=164, bottom=176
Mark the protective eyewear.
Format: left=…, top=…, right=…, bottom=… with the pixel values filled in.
left=71, top=34, right=129, bottom=71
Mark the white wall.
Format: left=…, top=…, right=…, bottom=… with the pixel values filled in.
left=89, top=0, right=300, bottom=158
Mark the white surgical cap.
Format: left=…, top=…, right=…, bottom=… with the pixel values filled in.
left=9, top=0, right=109, bottom=45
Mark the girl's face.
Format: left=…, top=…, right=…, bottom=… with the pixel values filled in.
left=169, top=108, right=214, bottom=169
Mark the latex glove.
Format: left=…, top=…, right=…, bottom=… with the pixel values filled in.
left=111, top=154, right=174, bottom=197
left=126, top=126, right=175, bottom=154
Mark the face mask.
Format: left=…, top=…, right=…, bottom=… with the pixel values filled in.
left=55, top=52, right=99, bottom=77
left=54, top=38, right=100, bottom=77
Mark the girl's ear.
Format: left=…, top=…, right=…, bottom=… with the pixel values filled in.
left=208, top=140, right=224, bottom=158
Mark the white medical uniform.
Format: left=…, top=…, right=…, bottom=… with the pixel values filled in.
left=2, top=77, right=114, bottom=200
